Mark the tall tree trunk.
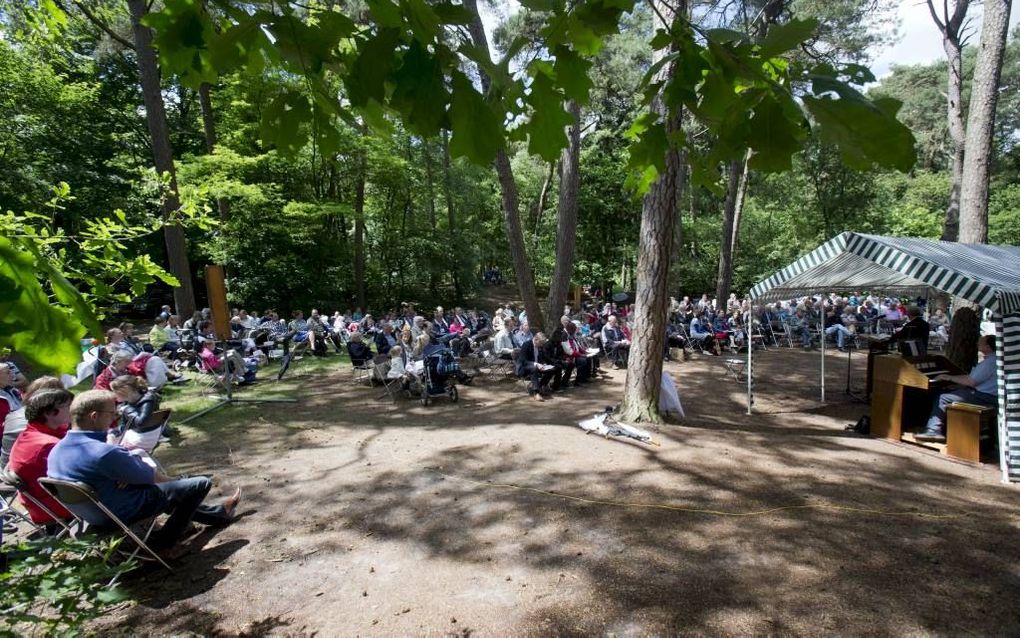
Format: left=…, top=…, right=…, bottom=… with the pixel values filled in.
left=441, top=130, right=462, bottom=300
left=424, top=139, right=437, bottom=229
left=545, top=100, right=581, bottom=323
left=926, top=0, right=970, bottom=240
left=353, top=126, right=367, bottom=311
left=532, top=161, right=555, bottom=241
left=958, top=0, right=1011, bottom=243
left=463, top=0, right=545, bottom=331
left=199, top=82, right=231, bottom=221
left=730, top=153, right=749, bottom=254
left=714, top=152, right=754, bottom=306
left=945, top=306, right=980, bottom=371
left=668, top=148, right=688, bottom=297
left=424, top=137, right=440, bottom=298
left=618, top=0, right=683, bottom=424
left=127, top=0, right=195, bottom=318
left=714, top=155, right=748, bottom=310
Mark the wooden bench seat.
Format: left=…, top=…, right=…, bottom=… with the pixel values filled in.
left=945, top=402, right=997, bottom=463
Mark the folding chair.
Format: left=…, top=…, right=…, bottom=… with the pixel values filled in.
left=37, top=478, right=173, bottom=575
left=750, top=325, right=768, bottom=351
left=679, top=324, right=705, bottom=354
left=374, top=359, right=406, bottom=402
left=348, top=352, right=373, bottom=384
left=472, top=340, right=512, bottom=379
left=1, top=480, right=40, bottom=536
left=722, top=358, right=747, bottom=382
left=0, top=468, right=76, bottom=538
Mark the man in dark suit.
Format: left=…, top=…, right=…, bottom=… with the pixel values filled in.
left=430, top=306, right=454, bottom=345
left=515, top=332, right=561, bottom=401
left=887, top=305, right=930, bottom=355
left=374, top=322, right=397, bottom=355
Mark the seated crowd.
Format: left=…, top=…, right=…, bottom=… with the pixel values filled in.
left=1, top=364, right=240, bottom=558
left=666, top=291, right=953, bottom=355
left=0, top=287, right=980, bottom=561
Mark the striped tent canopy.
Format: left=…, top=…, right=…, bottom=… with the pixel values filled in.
left=747, top=232, right=1020, bottom=483
left=749, top=232, right=1020, bottom=313
left=746, top=232, right=1020, bottom=314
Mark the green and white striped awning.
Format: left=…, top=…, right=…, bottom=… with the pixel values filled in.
left=749, top=232, right=1020, bottom=314
left=747, top=232, right=1020, bottom=483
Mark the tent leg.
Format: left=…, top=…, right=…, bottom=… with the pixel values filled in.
left=820, top=324, right=826, bottom=403
left=746, top=331, right=752, bottom=415
left=995, top=316, right=1009, bottom=483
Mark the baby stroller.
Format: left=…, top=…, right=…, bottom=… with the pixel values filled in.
left=420, top=344, right=460, bottom=406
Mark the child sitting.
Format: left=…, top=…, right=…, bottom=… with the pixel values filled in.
left=109, top=375, right=166, bottom=453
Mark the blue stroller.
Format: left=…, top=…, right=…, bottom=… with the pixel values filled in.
left=420, top=344, right=460, bottom=406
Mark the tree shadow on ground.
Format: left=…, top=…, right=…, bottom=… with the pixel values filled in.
left=114, top=347, right=1020, bottom=634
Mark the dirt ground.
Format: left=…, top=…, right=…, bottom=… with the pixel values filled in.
left=95, top=346, right=1020, bottom=637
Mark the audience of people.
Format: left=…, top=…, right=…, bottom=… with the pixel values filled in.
left=46, top=390, right=241, bottom=558
left=0, top=286, right=996, bottom=568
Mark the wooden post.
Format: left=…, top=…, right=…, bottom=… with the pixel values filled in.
left=205, top=265, right=231, bottom=341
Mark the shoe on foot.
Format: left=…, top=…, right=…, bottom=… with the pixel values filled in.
left=914, top=429, right=946, bottom=443
left=156, top=544, right=192, bottom=561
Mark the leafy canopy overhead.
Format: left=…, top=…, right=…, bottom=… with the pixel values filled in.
left=46, top=0, right=915, bottom=189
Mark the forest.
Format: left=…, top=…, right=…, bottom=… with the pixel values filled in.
left=0, top=0, right=1016, bottom=373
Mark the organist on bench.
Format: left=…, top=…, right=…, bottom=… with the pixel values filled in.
left=915, top=335, right=997, bottom=443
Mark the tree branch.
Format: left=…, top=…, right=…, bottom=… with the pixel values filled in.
left=926, top=0, right=946, bottom=34
left=56, top=0, right=135, bottom=50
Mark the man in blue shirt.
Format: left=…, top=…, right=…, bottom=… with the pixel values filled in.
left=47, top=390, right=240, bottom=555
left=916, top=335, right=998, bottom=442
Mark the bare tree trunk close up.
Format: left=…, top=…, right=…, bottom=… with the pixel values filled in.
left=127, top=0, right=196, bottom=318
left=958, top=0, right=1011, bottom=243
left=545, top=100, right=581, bottom=323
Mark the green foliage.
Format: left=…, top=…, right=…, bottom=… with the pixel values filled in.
left=989, top=183, right=1020, bottom=246
left=0, top=185, right=179, bottom=373
left=877, top=171, right=948, bottom=239
left=448, top=71, right=505, bottom=164
left=132, top=0, right=915, bottom=193
left=0, top=536, right=134, bottom=637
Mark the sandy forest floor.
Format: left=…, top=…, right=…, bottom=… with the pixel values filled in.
left=81, top=342, right=1020, bottom=638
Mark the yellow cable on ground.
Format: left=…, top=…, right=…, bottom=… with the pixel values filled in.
left=437, top=472, right=965, bottom=520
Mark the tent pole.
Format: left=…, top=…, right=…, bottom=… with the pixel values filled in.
left=995, top=316, right=1009, bottom=483
left=820, top=319, right=826, bottom=403
left=747, top=324, right=753, bottom=415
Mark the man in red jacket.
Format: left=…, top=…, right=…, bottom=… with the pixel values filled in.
left=8, top=388, right=74, bottom=526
